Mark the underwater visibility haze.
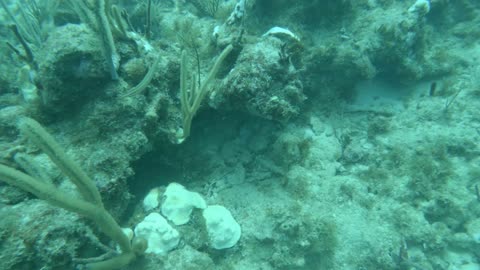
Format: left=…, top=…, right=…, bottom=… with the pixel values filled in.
left=0, top=0, right=479, bottom=269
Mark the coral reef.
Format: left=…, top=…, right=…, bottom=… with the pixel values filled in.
left=0, top=0, right=479, bottom=269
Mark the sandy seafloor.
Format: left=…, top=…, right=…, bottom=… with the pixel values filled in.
left=0, top=0, right=480, bottom=269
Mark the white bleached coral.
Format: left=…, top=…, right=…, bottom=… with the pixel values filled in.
left=203, top=205, right=241, bottom=249
left=134, top=213, right=180, bottom=255
left=161, top=182, right=207, bottom=225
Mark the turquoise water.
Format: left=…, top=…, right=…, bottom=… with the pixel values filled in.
left=0, top=0, right=479, bottom=269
